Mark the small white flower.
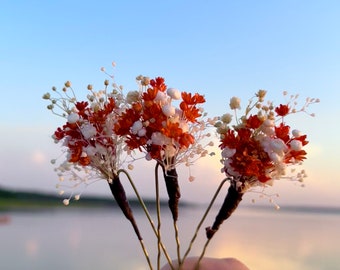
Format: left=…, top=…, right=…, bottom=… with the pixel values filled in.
left=256, top=89, right=267, bottom=101
left=141, top=76, right=150, bottom=86
left=167, top=88, right=181, bottom=100
left=154, top=91, right=167, bottom=103
left=95, top=144, right=107, bottom=155
left=292, top=129, right=302, bottom=137
left=85, top=146, right=97, bottom=156
left=126, top=91, right=140, bottom=104
left=290, top=140, right=303, bottom=151
left=220, top=113, right=232, bottom=124
left=229, top=97, right=241, bottom=110
left=131, top=120, right=143, bottom=134
left=188, top=176, right=195, bottom=182
left=81, top=124, right=97, bottom=139
left=261, top=119, right=275, bottom=136
left=67, top=113, right=79, bottom=123
left=263, top=119, right=274, bottom=127
left=138, top=128, right=146, bottom=137
left=270, top=138, right=287, bottom=154
left=63, top=199, right=70, bottom=206
left=268, top=152, right=282, bottom=163
left=162, top=104, right=176, bottom=117
left=221, top=147, right=236, bottom=158
left=151, top=132, right=166, bottom=145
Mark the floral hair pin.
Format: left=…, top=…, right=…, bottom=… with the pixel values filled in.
left=43, top=65, right=319, bottom=270
left=114, top=75, right=216, bottom=221
left=205, top=90, right=320, bottom=239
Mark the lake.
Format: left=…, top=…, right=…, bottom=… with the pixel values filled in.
left=0, top=204, right=339, bottom=270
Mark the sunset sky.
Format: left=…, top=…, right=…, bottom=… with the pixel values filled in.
left=1, top=1, right=339, bottom=207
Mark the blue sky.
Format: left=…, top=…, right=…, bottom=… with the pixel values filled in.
left=1, top=0, right=339, bottom=207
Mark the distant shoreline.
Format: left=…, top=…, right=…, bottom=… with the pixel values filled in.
left=1, top=186, right=340, bottom=215
left=0, top=186, right=178, bottom=210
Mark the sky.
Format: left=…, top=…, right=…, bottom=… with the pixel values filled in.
left=1, top=0, right=339, bottom=207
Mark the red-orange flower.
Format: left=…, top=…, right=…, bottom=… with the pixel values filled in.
left=246, top=115, right=263, bottom=129
left=180, top=92, right=205, bottom=122
left=275, top=123, right=290, bottom=143
left=219, top=129, right=239, bottom=149
left=163, top=122, right=183, bottom=139
left=294, top=135, right=309, bottom=146
left=275, top=104, right=290, bottom=116
left=181, top=92, right=205, bottom=105
left=150, top=77, right=166, bottom=92
left=179, top=133, right=195, bottom=148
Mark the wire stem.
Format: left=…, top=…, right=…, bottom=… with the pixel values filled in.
left=174, top=220, right=181, bottom=266
left=181, top=178, right=229, bottom=266
left=118, top=169, right=174, bottom=270
left=139, top=239, right=154, bottom=270
left=195, top=238, right=211, bottom=270
left=155, top=163, right=162, bottom=270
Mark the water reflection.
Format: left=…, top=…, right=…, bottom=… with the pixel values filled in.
left=0, top=215, right=10, bottom=224
left=198, top=209, right=339, bottom=270
left=0, top=206, right=339, bottom=270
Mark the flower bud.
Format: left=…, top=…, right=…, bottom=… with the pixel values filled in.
left=229, top=97, right=241, bottom=110
left=220, top=113, right=232, bottom=124
left=63, top=199, right=70, bottom=206
left=42, top=93, right=51, bottom=99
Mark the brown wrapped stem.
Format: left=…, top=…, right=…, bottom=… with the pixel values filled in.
left=206, top=185, right=243, bottom=239
left=108, top=175, right=142, bottom=240
left=162, top=166, right=181, bottom=221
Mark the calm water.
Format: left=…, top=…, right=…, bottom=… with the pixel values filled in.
left=0, top=205, right=339, bottom=270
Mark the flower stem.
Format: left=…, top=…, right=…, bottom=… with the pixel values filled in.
left=108, top=175, right=142, bottom=240
left=118, top=169, right=174, bottom=270
left=108, top=174, right=153, bottom=269
left=161, top=164, right=180, bottom=221
left=181, top=178, right=228, bottom=265
left=139, top=239, right=154, bottom=270
left=195, top=238, right=211, bottom=270
left=174, top=220, right=181, bottom=266
left=155, top=163, right=162, bottom=270
left=159, top=162, right=182, bottom=267
left=205, top=184, right=243, bottom=239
